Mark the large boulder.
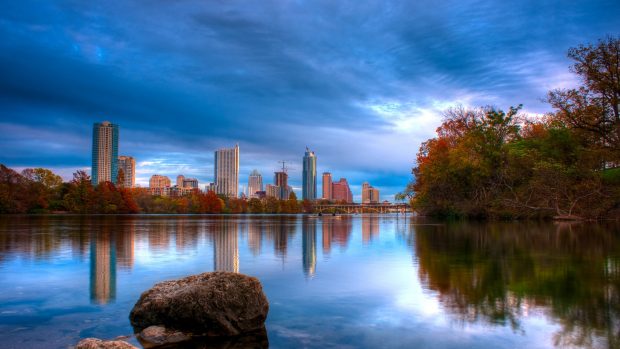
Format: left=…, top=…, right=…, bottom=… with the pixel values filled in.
left=129, top=272, right=269, bottom=337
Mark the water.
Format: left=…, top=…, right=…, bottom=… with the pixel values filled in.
left=0, top=215, right=618, bottom=349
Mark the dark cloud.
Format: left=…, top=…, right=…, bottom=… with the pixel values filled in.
left=0, top=0, right=618, bottom=200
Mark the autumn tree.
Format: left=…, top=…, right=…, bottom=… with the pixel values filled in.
left=548, top=36, right=620, bottom=158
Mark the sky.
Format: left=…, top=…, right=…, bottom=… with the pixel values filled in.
left=0, top=0, right=618, bottom=201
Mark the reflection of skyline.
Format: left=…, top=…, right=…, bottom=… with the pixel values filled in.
left=90, top=230, right=116, bottom=304
left=321, top=217, right=353, bottom=255
left=213, top=220, right=239, bottom=273
left=247, top=223, right=262, bottom=256
left=362, top=215, right=380, bottom=244
left=302, top=219, right=317, bottom=278
left=116, top=223, right=134, bottom=269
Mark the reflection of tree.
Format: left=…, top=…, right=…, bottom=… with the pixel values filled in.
left=302, top=218, right=317, bottom=278
left=414, top=221, right=620, bottom=348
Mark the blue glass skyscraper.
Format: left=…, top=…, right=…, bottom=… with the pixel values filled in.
left=92, top=121, right=119, bottom=185
left=302, top=147, right=317, bottom=200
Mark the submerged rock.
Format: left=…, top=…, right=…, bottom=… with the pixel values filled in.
left=75, top=338, right=138, bottom=349
left=137, top=326, right=191, bottom=348
left=129, top=272, right=269, bottom=338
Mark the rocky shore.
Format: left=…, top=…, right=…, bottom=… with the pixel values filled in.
left=76, top=272, right=269, bottom=348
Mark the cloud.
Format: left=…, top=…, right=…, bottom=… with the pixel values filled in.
left=0, top=0, right=618, bottom=199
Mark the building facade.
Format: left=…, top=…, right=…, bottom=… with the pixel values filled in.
left=274, top=171, right=290, bottom=200
left=92, top=121, right=119, bottom=185
left=302, top=147, right=317, bottom=200
left=117, top=156, right=135, bottom=188
left=248, top=169, right=263, bottom=198
left=214, top=144, right=239, bottom=197
left=362, top=182, right=380, bottom=204
left=322, top=172, right=332, bottom=200
left=332, top=178, right=353, bottom=203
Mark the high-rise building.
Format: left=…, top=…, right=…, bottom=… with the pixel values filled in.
left=117, top=156, right=135, bottom=188
left=332, top=178, right=353, bottom=203
left=302, top=147, right=317, bottom=201
left=362, top=182, right=380, bottom=204
left=322, top=172, right=332, bottom=200
left=274, top=171, right=290, bottom=200
left=248, top=169, right=263, bottom=198
left=176, top=175, right=185, bottom=188
left=92, top=121, right=119, bottom=185
left=214, top=144, right=239, bottom=197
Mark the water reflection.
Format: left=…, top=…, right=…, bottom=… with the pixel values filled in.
left=414, top=220, right=620, bottom=348
left=90, top=229, right=116, bottom=304
left=321, top=216, right=352, bottom=255
left=362, top=215, right=379, bottom=244
left=213, top=220, right=239, bottom=273
left=1, top=216, right=618, bottom=348
left=302, top=219, right=317, bottom=278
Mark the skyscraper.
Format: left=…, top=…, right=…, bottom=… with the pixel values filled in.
left=332, top=178, right=353, bottom=203
left=91, top=121, right=119, bottom=185
left=214, top=144, right=239, bottom=197
left=248, top=169, right=263, bottom=198
left=362, top=182, right=380, bottom=203
left=322, top=172, right=332, bottom=200
left=302, top=147, right=317, bottom=200
left=274, top=171, right=290, bottom=200
left=117, top=156, right=135, bottom=188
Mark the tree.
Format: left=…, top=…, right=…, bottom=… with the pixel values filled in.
left=548, top=36, right=620, bottom=157
left=248, top=198, right=264, bottom=213
left=63, top=170, right=95, bottom=213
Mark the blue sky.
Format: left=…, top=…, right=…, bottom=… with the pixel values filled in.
left=0, top=0, right=618, bottom=201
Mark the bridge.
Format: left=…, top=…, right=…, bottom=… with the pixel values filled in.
left=314, top=203, right=412, bottom=214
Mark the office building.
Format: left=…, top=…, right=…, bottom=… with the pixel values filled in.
left=214, top=144, right=239, bottom=197
left=274, top=171, right=291, bottom=200
left=149, top=174, right=171, bottom=188
left=248, top=169, right=263, bottom=198
left=302, top=147, right=317, bottom=200
left=177, top=175, right=198, bottom=189
left=362, top=182, right=380, bottom=204
left=92, top=121, right=119, bottom=185
left=332, top=178, right=353, bottom=203
left=117, top=156, right=135, bottom=188
left=322, top=172, right=332, bottom=200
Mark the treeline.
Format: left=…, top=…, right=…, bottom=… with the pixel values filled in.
left=0, top=166, right=314, bottom=214
left=400, top=37, right=620, bottom=219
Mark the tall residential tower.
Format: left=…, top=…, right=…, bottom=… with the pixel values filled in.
left=248, top=169, right=263, bottom=198
left=92, top=121, right=119, bottom=185
left=214, top=144, right=239, bottom=197
left=302, top=147, right=317, bottom=200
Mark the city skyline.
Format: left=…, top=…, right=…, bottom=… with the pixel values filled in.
left=1, top=1, right=618, bottom=202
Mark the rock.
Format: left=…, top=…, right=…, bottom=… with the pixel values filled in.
left=129, top=272, right=269, bottom=337
left=75, top=338, right=138, bottom=349
left=138, top=325, right=191, bottom=348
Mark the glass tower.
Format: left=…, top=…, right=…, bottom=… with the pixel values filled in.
left=92, top=121, right=119, bottom=185
left=302, top=147, right=317, bottom=200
